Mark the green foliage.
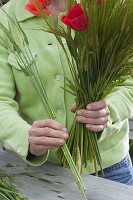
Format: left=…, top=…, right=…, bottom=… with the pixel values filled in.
left=0, top=169, right=27, bottom=200
left=55, top=0, right=133, bottom=173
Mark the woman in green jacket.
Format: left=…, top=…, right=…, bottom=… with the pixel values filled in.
left=0, top=0, right=133, bottom=185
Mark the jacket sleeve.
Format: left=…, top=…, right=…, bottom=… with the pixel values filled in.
left=106, top=78, right=133, bottom=122
left=99, top=77, right=133, bottom=141
left=0, top=39, right=49, bottom=166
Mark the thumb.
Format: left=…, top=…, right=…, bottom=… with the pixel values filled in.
left=71, top=104, right=77, bottom=113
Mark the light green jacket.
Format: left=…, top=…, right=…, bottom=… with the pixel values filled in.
left=0, top=0, right=133, bottom=173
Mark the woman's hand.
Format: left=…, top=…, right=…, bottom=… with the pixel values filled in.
left=71, top=100, right=110, bottom=132
left=28, top=119, right=68, bottom=156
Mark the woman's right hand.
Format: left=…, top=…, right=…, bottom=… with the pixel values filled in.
left=28, top=119, right=68, bottom=156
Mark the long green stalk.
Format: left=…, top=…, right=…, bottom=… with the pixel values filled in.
left=54, top=0, right=133, bottom=174
left=0, top=172, right=27, bottom=200
left=0, top=9, right=87, bottom=200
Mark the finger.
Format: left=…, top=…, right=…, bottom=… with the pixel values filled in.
left=86, top=124, right=104, bottom=132
left=29, top=127, right=68, bottom=139
left=76, top=115, right=109, bottom=125
left=32, top=144, right=57, bottom=152
left=32, top=119, right=66, bottom=131
left=29, top=145, right=48, bottom=156
left=71, top=104, right=77, bottom=113
left=86, top=100, right=107, bottom=111
left=77, top=108, right=110, bottom=118
left=29, top=136, right=66, bottom=146
left=76, top=116, right=109, bottom=125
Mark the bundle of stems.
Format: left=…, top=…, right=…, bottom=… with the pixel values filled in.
left=0, top=9, right=87, bottom=200
left=29, top=0, right=133, bottom=173
left=0, top=169, right=27, bottom=200
left=57, top=0, right=133, bottom=173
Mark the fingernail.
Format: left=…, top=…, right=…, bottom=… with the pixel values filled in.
left=76, top=116, right=80, bottom=122
left=86, top=124, right=90, bottom=128
left=62, top=128, right=67, bottom=132
left=86, top=105, right=91, bottom=110
left=59, top=139, right=64, bottom=145
left=64, top=133, right=68, bottom=139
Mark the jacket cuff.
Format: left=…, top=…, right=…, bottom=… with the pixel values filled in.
left=26, top=150, right=49, bottom=166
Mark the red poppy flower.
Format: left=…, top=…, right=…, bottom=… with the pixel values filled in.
left=25, top=0, right=51, bottom=16
left=61, top=4, right=88, bottom=32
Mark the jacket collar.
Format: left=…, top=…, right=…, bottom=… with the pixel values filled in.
left=15, top=0, right=81, bottom=22
left=15, top=0, right=35, bottom=22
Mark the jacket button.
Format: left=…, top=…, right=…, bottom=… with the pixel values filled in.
left=61, top=37, right=66, bottom=45
left=55, top=74, right=61, bottom=81
left=57, top=109, right=63, bottom=115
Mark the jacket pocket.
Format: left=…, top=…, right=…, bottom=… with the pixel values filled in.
left=99, top=119, right=125, bottom=142
left=7, top=53, right=37, bottom=95
left=8, top=53, right=21, bottom=70
left=8, top=52, right=37, bottom=71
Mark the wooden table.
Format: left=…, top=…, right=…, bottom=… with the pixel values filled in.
left=0, top=149, right=133, bottom=200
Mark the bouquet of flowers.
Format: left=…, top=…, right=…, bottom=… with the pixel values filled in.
left=24, top=0, right=133, bottom=173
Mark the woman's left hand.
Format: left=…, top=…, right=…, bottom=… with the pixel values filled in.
left=71, top=100, right=110, bottom=132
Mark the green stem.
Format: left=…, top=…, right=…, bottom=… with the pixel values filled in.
left=61, top=144, right=87, bottom=200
